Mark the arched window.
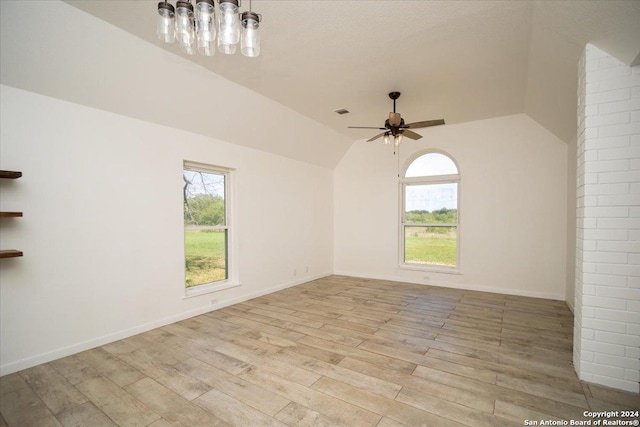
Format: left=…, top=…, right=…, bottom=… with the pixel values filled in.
left=400, top=151, right=460, bottom=271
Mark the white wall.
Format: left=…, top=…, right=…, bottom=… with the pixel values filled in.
left=573, top=44, right=640, bottom=394
left=0, top=85, right=333, bottom=375
left=0, top=1, right=351, bottom=169
left=334, top=114, right=568, bottom=300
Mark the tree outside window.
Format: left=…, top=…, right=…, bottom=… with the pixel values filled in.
left=401, top=151, right=460, bottom=271
left=183, top=163, right=230, bottom=288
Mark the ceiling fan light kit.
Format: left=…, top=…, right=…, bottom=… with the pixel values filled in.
left=156, top=0, right=262, bottom=58
left=349, top=92, right=445, bottom=149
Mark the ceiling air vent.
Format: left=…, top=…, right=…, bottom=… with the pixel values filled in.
left=334, top=108, right=349, bottom=115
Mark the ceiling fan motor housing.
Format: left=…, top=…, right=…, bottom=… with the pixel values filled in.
left=388, top=113, right=403, bottom=127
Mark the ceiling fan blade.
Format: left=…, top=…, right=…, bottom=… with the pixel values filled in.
left=404, top=119, right=445, bottom=129
left=349, top=126, right=387, bottom=130
left=388, top=112, right=402, bottom=127
left=402, top=130, right=423, bottom=140
left=367, top=132, right=387, bottom=142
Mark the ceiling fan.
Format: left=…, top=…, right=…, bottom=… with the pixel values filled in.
left=349, top=92, right=445, bottom=145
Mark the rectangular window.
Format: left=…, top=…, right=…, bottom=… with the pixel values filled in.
left=183, top=162, right=230, bottom=289
left=403, top=183, right=458, bottom=268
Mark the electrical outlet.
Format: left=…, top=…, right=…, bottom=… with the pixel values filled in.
left=423, top=276, right=430, bottom=282
left=305, top=266, right=309, bottom=273
left=211, top=299, right=218, bottom=306
left=293, top=268, right=297, bottom=277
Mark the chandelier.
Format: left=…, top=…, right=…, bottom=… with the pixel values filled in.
left=157, top=0, right=262, bottom=57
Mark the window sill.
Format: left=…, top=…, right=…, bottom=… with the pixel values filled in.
left=398, top=264, right=462, bottom=275
left=183, top=281, right=241, bottom=299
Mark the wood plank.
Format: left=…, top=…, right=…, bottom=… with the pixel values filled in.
left=0, top=250, right=23, bottom=258
left=122, top=330, right=197, bottom=365
left=376, top=417, right=413, bottom=427
left=247, top=308, right=325, bottom=328
left=0, top=373, right=29, bottom=393
left=361, top=334, right=500, bottom=365
left=276, top=349, right=403, bottom=399
left=75, top=348, right=145, bottom=388
left=419, top=352, right=498, bottom=384
left=112, top=349, right=211, bottom=401
left=494, top=400, right=568, bottom=425
left=20, top=364, right=87, bottom=415
left=0, top=385, right=59, bottom=426
left=56, top=401, right=117, bottom=427
left=174, top=357, right=291, bottom=416
left=62, top=364, right=162, bottom=426
left=195, top=388, right=289, bottom=427
left=124, top=378, right=229, bottom=426
left=207, top=312, right=306, bottom=341
left=311, top=376, right=465, bottom=427
left=496, top=393, right=589, bottom=422
left=337, top=357, right=495, bottom=413
left=270, top=319, right=364, bottom=347
left=238, top=365, right=382, bottom=426
left=425, top=348, right=576, bottom=385
left=214, top=340, right=322, bottom=387
left=243, top=330, right=300, bottom=348
left=286, top=341, right=346, bottom=365
left=0, top=170, right=22, bottom=179
left=297, top=335, right=417, bottom=374
left=396, top=387, right=522, bottom=427
left=275, top=402, right=347, bottom=427
left=50, top=355, right=89, bottom=377
left=1, top=276, right=622, bottom=427
left=175, top=340, right=252, bottom=376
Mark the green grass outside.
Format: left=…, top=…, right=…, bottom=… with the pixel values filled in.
left=185, top=229, right=227, bottom=287
left=404, top=227, right=457, bottom=266
left=185, top=227, right=456, bottom=286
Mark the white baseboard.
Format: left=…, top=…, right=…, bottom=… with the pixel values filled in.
left=566, top=299, right=575, bottom=314
left=0, top=272, right=331, bottom=376
left=333, top=270, right=567, bottom=301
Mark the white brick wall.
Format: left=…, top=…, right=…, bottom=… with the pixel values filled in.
left=574, top=43, right=589, bottom=384
left=574, top=44, right=640, bottom=393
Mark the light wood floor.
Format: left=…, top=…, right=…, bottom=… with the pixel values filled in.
left=1, top=276, right=638, bottom=427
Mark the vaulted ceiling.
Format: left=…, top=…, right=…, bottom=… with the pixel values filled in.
left=2, top=1, right=639, bottom=168
left=67, top=0, right=640, bottom=144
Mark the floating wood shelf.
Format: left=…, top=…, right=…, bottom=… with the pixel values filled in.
left=0, top=170, right=22, bottom=179
left=1, top=170, right=24, bottom=259
left=0, top=250, right=23, bottom=259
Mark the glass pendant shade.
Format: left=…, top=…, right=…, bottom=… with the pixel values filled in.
left=217, top=40, right=237, bottom=55
left=196, top=0, right=215, bottom=56
left=157, top=2, right=176, bottom=43
left=176, top=1, right=195, bottom=55
left=218, top=0, right=240, bottom=54
left=241, top=11, right=260, bottom=57
left=155, top=0, right=261, bottom=58
left=197, top=38, right=215, bottom=56
left=394, top=134, right=403, bottom=147
left=383, top=134, right=390, bottom=145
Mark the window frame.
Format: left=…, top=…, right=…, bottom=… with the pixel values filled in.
left=399, top=150, right=461, bottom=274
left=183, top=160, right=239, bottom=298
